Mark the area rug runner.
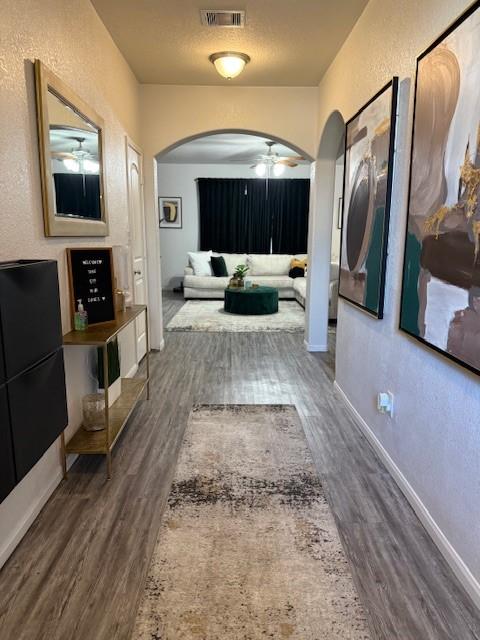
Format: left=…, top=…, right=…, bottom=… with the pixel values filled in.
left=133, top=405, right=370, bottom=640
left=166, top=300, right=305, bottom=332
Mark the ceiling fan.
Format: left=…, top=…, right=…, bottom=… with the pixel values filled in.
left=251, top=141, right=305, bottom=177
left=51, top=137, right=99, bottom=174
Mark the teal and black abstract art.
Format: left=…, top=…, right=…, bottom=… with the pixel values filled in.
left=339, top=78, right=398, bottom=319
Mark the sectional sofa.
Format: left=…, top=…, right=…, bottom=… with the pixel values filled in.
left=183, top=252, right=338, bottom=320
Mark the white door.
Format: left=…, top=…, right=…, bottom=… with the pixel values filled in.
left=127, top=141, right=148, bottom=361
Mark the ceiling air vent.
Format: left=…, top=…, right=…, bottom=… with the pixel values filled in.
left=200, top=10, right=246, bottom=28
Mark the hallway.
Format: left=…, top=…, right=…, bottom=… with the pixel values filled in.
left=0, top=292, right=477, bottom=639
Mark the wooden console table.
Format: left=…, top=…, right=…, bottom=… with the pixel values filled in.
left=62, top=305, right=149, bottom=478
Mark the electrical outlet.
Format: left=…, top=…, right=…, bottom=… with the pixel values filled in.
left=377, top=391, right=394, bottom=417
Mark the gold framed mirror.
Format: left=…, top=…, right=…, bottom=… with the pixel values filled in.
left=35, top=60, right=108, bottom=237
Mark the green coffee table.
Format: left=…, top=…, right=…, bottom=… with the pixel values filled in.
left=224, top=286, right=279, bottom=315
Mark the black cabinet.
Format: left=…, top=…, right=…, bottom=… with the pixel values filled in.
left=0, top=260, right=62, bottom=379
left=0, top=385, right=16, bottom=502
left=9, top=349, right=68, bottom=482
left=0, top=260, right=68, bottom=502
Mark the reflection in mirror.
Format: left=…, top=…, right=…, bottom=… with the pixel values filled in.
left=47, top=90, right=101, bottom=220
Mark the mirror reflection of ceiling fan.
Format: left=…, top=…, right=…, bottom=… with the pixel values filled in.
left=251, top=141, right=305, bottom=177
left=51, top=136, right=99, bottom=174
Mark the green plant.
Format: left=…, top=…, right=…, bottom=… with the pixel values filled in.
left=234, top=264, right=249, bottom=278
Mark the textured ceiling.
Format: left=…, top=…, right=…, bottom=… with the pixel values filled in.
left=91, top=0, right=368, bottom=86
left=158, top=133, right=311, bottom=164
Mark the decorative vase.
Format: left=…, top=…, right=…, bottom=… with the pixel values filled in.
left=82, top=393, right=106, bottom=431
left=229, top=276, right=244, bottom=289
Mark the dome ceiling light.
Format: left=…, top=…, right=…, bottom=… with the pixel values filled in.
left=209, top=51, right=251, bottom=79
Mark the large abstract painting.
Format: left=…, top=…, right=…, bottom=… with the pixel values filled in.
left=400, top=3, right=480, bottom=375
left=339, top=78, right=398, bottom=318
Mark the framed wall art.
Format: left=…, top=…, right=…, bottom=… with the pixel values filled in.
left=399, top=2, right=480, bottom=375
left=159, top=196, right=182, bottom=229
left=339, top=77, right=398, bottom=318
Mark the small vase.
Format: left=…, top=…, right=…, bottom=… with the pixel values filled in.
left=229, top=276, right=244, bottom=288
left=82, top=393, right=106, bottom=431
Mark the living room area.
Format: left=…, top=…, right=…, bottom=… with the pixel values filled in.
left=157, top=132, right=341, bottom=336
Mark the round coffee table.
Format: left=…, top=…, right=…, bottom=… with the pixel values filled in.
left=224, top=286, right=279, bottom=315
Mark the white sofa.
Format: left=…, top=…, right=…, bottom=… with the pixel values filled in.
left=183, top=253, right=339, bottom=320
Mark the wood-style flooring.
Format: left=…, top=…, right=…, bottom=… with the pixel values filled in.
left=0, top=291, right=478, bottom=640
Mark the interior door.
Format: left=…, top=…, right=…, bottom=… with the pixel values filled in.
left=127, top=141, right=148, bottom=361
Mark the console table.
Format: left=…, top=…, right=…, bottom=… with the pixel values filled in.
left=62, top=304, right=149, bottom=479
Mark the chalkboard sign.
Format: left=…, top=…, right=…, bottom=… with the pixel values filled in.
left=67, top=248, right=116, bottom=328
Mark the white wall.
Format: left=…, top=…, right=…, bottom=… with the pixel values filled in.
left=314, top=0, right=480, bottom=601
left=157, top=163, right=311, bottom=288
left=0, top=0, right=139, bottom=568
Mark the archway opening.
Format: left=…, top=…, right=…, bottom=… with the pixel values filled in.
left=154, top=130, right=313, bottom=300
left=305, top=110, right=345, bottom=357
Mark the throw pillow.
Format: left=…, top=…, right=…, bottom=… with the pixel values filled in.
left=188, top=251, right=212, bottom=276
left=289, top=257, right=307, bottom=278
left=291, top=257, right=307, bottom=270
left=211, top=255, right=228, bottom=277
left=289, top=266, right=305, bottom=278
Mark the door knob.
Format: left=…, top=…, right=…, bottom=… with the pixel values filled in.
left=134, top=270, right=142, bottom=275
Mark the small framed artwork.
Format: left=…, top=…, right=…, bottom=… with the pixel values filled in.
left=159, top=196, right=182, bottom=229
left=339, top=77, right=398, bottom=319
left=399, top=2, right=480, bottom=376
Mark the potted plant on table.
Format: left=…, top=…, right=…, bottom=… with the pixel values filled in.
left=229, top=264, right=249, bottom=289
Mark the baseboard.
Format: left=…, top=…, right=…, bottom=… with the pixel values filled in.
left=304, top=339, right=328, bottom=352
left=0, top=466, right=63, bottom=570
left=333, top=381, right=480, bottom=610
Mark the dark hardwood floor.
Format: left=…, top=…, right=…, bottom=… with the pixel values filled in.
left=0, top=290, right=478, bottom=639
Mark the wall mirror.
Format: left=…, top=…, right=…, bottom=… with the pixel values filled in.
left=34, top=60, right=108, bottom=237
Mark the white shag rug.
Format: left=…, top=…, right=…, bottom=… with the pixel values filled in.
left=166, top=300, right=305, bottom=332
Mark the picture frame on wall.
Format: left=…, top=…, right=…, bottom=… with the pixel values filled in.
left=159, top=196, right=182, bottom=229
left=338, top=77, right=398, bottom=319
left=399, top=2, right=480, bottom=376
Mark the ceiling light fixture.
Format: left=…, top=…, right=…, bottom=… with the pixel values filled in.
left=255, top=162, right=267, bottom=177
left=209, top=51, right=250, bottom=79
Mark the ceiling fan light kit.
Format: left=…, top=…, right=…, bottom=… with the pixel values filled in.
left=252, top=141, right=304, bottom=178
left=209, top=51, right=250, bottom=79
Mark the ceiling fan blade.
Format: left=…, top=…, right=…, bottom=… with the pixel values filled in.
left=279, top=155, right=305, bottom=162
left=52, top=151, right=74, bottom=159
left=277, top=159, right=298, bottom=167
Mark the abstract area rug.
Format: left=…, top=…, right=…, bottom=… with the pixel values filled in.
left=133, top=405, right=370, bottom=640
left=166, top=300, right=305, bottom=332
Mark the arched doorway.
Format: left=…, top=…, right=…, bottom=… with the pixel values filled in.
left=150, top=129, right=314, bottom=340
left=305, top=110, right=345, bottom=354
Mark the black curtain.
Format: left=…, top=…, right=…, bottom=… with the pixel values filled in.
left=53, top=173, right=101, bottom=219
left=269, top=179, right=310, bottom=254
left=198, top=178, right=270, bottom=253
left=198, top=177, right=309, bottom=254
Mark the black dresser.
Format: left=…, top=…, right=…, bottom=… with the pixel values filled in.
left=0, top=260, right=68, bottom=502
